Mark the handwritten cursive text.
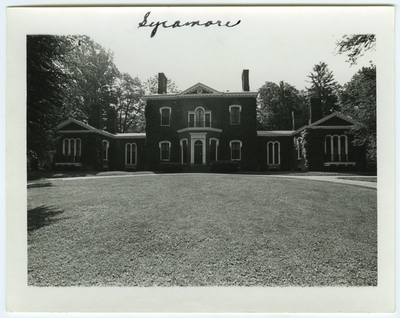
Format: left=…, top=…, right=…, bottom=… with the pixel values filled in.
left=138, top=12, right=241, bottom=38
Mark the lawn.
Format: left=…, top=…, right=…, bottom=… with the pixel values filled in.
left=27, top=174, right=377, bottom=287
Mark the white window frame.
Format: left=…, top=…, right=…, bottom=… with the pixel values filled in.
left=125, top=143, right=137, bottom=165
left=229, top=105, right=241, bottom=125
left=267, top=141, right=280, bottom=165
left=325, top=134, right=348, bottom=162
left=180, top=138, right=188, bottom=164
left=102, top=140, right=109, bottom=161
left=188, top=107, right=212, bottom=127
left=160, top=106, right=171, bottom=126
left=62, top=138, right=81, bottom=162
left=209, top=138, right=219, bottom=162
left=159, top=141, right=171, bottom=161
left=229, top=140, right=242, bottom=161
left=297, top=137, right=302, bottom=159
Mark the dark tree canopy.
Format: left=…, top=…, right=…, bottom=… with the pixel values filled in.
left=338, top=65, right=376, bottom=170
left=306, top=62, right=340, bottom=117
left=61, top=35, right=120, bottom=126
left=27, top=35, right=70, bottom=167
left=114, top=73, right=146, bottom=133
left=257, top=81, right=308, bottom=130
left=335, top=34, right=376, bottom=65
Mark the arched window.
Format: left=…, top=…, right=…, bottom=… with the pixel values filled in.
left=159, top=141, right=171, bottom=161
left=267, top=141, right=280, bottom=165
left=325, top=135, right=348, bottom=162
left=62, top=138, right=81, bottom=162
left=180, top=139, right=188, bottom=164
left=230, top=140, right=242, bottom=161
left=229, top=105, right=241, bottom=125
left=195, top=107, right=204, bottom=127
left=102, top=140, right=109, bottom=161
left=125, top=143, right=137, bottom=165
left=188, top=107, right=212, bottom=128
left=209, top=138, right=219, bottom=162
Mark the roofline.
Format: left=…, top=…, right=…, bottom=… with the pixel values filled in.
left=310, top=112, right=357, bottom=126
left=57, top=118, right=146, bottom=139
left=179, top=82, right=221, bottom=95
left=143, top=91, right=258, bottom=101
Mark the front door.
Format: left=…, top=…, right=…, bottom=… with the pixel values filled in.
left=194, top=140, right=203, bottom=164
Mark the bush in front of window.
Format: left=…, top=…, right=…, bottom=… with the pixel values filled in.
left=159, top=162, right=184, bottom=173
left=210, top=161, right=240, bottom=173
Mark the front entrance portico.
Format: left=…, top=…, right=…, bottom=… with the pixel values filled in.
left=190, top=132, right=206, bottom=165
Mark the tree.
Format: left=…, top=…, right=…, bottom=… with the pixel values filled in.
left=306, top=62, right=340, bottom=117
left=114, top=73, right=146, bottom=133
left=27, top=35, right=70, bottom=168
left=61, top=35, right=120, bottom=127
left=257, top=81, right=306, bottom=130
left=338, top=65, right=376, bottom=170
left=335, top=34, right=376, bottom=66
left=144, top=74, right=180, bottom=94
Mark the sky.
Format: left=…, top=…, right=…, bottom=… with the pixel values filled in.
left=12, top=6, right=378, bottom=93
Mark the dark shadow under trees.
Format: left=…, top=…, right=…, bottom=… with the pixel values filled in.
left=28, top=205, right=66, bottom=232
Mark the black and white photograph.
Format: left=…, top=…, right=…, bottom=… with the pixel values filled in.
left=6, top=5, right=395, bottom=313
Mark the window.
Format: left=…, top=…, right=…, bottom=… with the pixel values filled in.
left=205, top=113, right=211, bottom=127
left=160, top=107, right=171, bottom=126
left=188, top=114, right=195, bottom=127
left=125, top=143, right=137, bottom=165
left=62, top=138, right=81, bottom=162
left=230, top=140, right=242, bottom=161
left=267, top=141, right=280, bottom=165
left=325, top=135, right=348, bottom=162
left=102, top=140, right=109, bottom=161
left=196, top=108, right=204, bottom=127
left=297, top=137, right=302, bottom=159
left=229, top=105, right=241, bottom=125
left=159, top=141, right=171, bottom=161
left=188, top=107, right=212, bottom=127
left=180, top=139, right=188, bottom=164
left=209, top=138, right=219, bottom=162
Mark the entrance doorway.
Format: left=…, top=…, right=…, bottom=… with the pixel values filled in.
left=194, top=140, right=203, bottom=164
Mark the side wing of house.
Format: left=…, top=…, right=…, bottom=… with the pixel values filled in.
left=55, top=118, right=146, bottom=171
left=294, top=113, right=366, bottom=171
left=257, top=112, right=366, bottom=172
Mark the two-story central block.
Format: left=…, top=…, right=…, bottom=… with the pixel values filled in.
left=143, top=71, right=259, bottom=171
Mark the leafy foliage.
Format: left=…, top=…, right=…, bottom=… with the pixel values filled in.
left=61, top=35, right=120, bottom=126
left=339, top=65, right=376, bottom=170
left=306, top=62, right=340, bottom=117
left=114, top=73, right=146, bottom=133
left=335, top=34, right=376, bottom=65
left=27, top=35, right=70, bottom=168
left=257, top=81, right=308, bottom=130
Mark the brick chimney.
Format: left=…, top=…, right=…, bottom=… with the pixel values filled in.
left=292, top=110, right=303, bottom=130
left=158, top=73, right=167, bottom=94
left=242, top=69, right=250, bottom=91
left=88, top=104, right=102, bottom=129
left=106, top=107, right=117, bottom=134
left=309, top=98, right=323, bottom=124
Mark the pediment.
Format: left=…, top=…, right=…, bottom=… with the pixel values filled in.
left=57, top=118, right=93, bottom=131
left=311, top=112, right=356, bottom=127
left=179, top=83, right=221, bottom=95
